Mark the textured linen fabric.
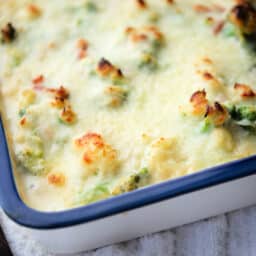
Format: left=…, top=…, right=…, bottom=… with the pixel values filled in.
left=1, top=205, right=256, bottom=256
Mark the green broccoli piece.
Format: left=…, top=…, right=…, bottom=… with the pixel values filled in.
left=227, top=105, right=256, bottom=131
left=137, top=35, right=164, bottom=71
left=66, top=2, right=98, bottom=14
left=75, top=183, right=110, bottom=206
left=148, top=12, right=160, bottom=23
left=112, top=168, right=150, bottom=195
left=228, top=105, right=256, bottom=121
left=11, top=54, right=23, bottom=67
left=18, top=109, right=26, bottom=117
left=199, top=119, right=213, bottom=133
left=85, top=1, right=98, bottom=12
left=222, top=22, right=238, bottom=38
left=16, top=135, right=46, bottom=175
left=17, top=150, right=45, bottom=175
left=138, top=52, right=158, bottom=71
left=7, top=48, right=24, bottom=68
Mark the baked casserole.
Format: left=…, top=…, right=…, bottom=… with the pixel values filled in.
left=1, top=0, right=256, bottom=211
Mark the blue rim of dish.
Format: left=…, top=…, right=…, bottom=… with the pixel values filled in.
left=1, top=118, right=256, bottom=229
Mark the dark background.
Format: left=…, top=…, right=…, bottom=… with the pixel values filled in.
left=0, top=226, right=12, bottom=256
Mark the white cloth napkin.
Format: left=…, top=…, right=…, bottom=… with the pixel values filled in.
left=1, top=205, right=256, bottom=256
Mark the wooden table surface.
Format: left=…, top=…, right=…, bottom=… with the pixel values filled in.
left=0, top=226, right=13, bottom=256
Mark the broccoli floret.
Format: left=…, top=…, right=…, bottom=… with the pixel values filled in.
left=85, top=184, right=110, bottom=204
left=228, top=105, right=256, bottom=121
left=138, top=38, right=164, bottom=71
left=18, top=109, right=26, bottom=117
left=138, top=52, right=158, bottom=71
left=75, top=183, right=110, bottom=206
left=104, top=85, right=129, bottom=107
left=85, top=1, right=98, bottom=12
left=222, top=22, right=238, bottom=38
left=17, top=150, right=45, bottom=175
left=227, top=105, right=256, bottom=131
left=112, top=168, right=150, bottom=195
left=125, top=26, right=164, bottom=71
left=16, top=135, right=46, bottom=175
left=199, top=119, right=213, bottom=133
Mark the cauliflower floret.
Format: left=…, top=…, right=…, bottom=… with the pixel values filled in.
left=181, top=89, right=229, bottom=127
left=19, top=89, right=36, bottom=109
left=210, top=128, right=235, bottom=152
left=143, top=137, right=187, bottom=182
left=74, top=133, right=120, bottom=176
left=194, top=58, right=227, bottom=97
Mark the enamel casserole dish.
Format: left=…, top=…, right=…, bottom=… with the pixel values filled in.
left=1, top=0, right=256, bottom=253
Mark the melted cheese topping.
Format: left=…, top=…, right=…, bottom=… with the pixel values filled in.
left=1, top=0, right=256, bottom=211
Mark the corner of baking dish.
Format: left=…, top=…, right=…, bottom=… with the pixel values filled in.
left=1, top=117, right=256, bottom=229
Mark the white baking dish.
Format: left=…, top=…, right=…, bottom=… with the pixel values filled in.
left=1, top=118, right=256, bottom=254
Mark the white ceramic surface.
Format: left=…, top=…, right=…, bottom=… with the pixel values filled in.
left=6, top=174, right=256, bottom=254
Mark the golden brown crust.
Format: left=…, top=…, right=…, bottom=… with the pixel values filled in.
left=229, top=1, right=256, bottom=35
left=202, top=57, right=213, bottom=64
left=189, top=90, right=228, bottom=126
left=195, top=59, right=225, bottom=92
left=47, top=172, right=66, bottom=186
left=126, top=27, right=148, bottom=42
left=97, top=58, right=123, bottom=80
left=202, top=72, right=214, bottom=81
left=193, top=4, right=225, bottom=14
left=49, top=86, right=70, bottom=109
left=75, top=133, right=104, bottom=148
left=213, top=21, right=225, bottom=35
left=234, top=83, right=256, bottom=97
left=27, top=4, right=42, bottom=18
left=135, top=0, right=147, bottom=9
left=1, top=23, right=17, bottom=43
left=212, top=4, right=225, bottom=12
left=205, top=102, right=229, bottom=126
left=31, top=77, right=76, bottom=124
left=75, top=133, right=119, bottom=175
left=59, top=105, right=76, bottom=124
left=125, top=25, right=164, bottom=47
left=77, top=38, right=89, bottom=60
left=190, top=89, right=208, bottom=116
left=166, top=0, right=174, bottom=4
left=19, top=117, right=27, bottom=126
left=125, top=25, right=164, bottom=43
left=104, top=85, right=127, bottom=107
left=32, top=75, right=44, bottom=85
left=193, top=4, right=211, bottom=13
left=193, top=3, right=225, bottom=13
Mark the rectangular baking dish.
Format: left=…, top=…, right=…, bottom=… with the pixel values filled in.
left=1, top=117, right=256, bottom=254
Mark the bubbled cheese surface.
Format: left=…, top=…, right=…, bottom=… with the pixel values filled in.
left=1, top=0, right=256, bottom=211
